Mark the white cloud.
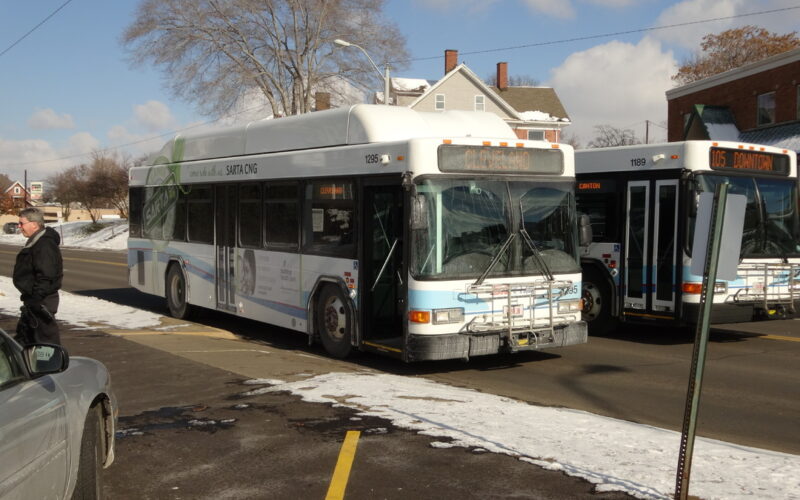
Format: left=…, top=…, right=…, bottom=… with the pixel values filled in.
left=27, top=108, right=75, bottom=130
left=134, top=100, right=176, bottom=132
left=547, top=37, right=677, bottom=145
left=581, top=0, right=639, bottom=6
left=521, top=0, right=575, bottom=18
left=653, top=0, right=800, bottom=51
left=0, top=132, right=102, bottom=182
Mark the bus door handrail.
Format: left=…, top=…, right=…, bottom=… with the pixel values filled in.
left=372, top=238, right=400, bottom=292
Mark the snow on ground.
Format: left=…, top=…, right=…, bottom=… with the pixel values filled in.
left=0, top=276, right=160, bottom=330
left=1, top=225, right=798, bottom=499
left=0, top=220, right=129, bottom=251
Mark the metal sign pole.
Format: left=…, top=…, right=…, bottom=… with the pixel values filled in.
left=675, top=182, right=728, bottom=499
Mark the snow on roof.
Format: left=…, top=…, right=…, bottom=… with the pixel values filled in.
left=517, top=110, right=570, bottom=123
left=392, top=77, right=434, bottom=92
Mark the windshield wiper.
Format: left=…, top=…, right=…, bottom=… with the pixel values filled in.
left=518, top=199, right=554, bottom=281
left=473, top=232, right=516, bottom=286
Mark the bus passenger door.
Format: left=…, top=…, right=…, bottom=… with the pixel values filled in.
left=362, top=183, right=404, bottom=345
left=651, top=180, right=678, bottom=315
left=624, top=181, right=649, bottom=312
left=215, top=185, right=237, bottom=312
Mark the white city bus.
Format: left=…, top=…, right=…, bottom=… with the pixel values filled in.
left=575, top=140, right=799, bottom=334
left=128, top=104, right=587, bottom=361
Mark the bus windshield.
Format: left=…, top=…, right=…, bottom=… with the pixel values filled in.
left=410, top=178, right=580, bottom=279
left=690, top=174, right=800, bottom=257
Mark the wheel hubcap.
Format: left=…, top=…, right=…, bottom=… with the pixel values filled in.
left=323, top=296, right=346, bottom=340
left=582, top=283, right=601, bottom=321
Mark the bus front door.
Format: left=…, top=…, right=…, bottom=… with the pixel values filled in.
left=215, top=185, right=237, bottom=312
left=624, top=179, right=678, bottom=321
left=361, top=183, right=405, bottom=350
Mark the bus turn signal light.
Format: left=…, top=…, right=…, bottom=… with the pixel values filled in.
left=682, top=283, right=703, bottom=294
left=409, top=310, right=431, bottom=323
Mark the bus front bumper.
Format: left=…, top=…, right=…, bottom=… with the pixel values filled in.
left=405, top=322, right=588, bottom=362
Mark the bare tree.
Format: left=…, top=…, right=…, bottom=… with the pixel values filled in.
left=673, top=25, right=799, bottom=85
left=122, top=0, right=409, bottom=117
left=587, top=125, right=641, bottom=148
left=485, top=73, right=540, bottom=87
left=47, top=167, right=82, bottom=221
left=85, top=151, right=131, bottom=219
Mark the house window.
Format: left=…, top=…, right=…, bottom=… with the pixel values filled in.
left=757, top=91, right=776, bottom=126
left=435, top=94, right=445, bottom=111
left=527, top=130, right=545, bottom=141
left=474, top=95, right=485, bottom=112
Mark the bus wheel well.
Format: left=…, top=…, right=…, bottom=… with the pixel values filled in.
left=581, top=262, right=618, bottom=335
left=165, top=261, right=194, bottom=320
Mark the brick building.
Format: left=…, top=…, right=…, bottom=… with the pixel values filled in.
left=666, top=48, right=800, bottom=151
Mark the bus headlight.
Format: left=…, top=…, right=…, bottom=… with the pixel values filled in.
left=558, top=300, right=582, bottom=313
left=432, top=308, right=464, bottom=325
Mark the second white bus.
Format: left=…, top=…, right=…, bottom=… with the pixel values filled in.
left=575, top=140, right=799, bottom=334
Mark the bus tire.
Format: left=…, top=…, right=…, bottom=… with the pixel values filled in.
left=316, top=285, right=353, bottom=359
left=72, top=404, right=104, bottom=500
left=582, top=266, right=617, bottom=335
left=166, top=264, right=194, bottom=320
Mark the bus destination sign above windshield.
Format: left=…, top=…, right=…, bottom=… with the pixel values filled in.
left=709, top=147, right=790, bottom=175
left=438, top=145, right=563, bottom=174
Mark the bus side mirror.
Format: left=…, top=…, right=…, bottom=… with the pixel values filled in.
left=411, top=195, right=428, bottom=230
left=579, top=214, right=592, bottom=246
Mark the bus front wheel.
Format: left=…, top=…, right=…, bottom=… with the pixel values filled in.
left=582, top=267, right=617, bottom=335
left=316, top=285, right=353, bottom=359
left=166, top=265, right=194, bottom=320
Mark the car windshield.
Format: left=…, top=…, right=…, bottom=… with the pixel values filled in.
left=689, top=173, right=800, bottom=257
left=410, top=178, right=580, bottom=279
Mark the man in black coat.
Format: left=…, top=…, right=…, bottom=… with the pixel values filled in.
left=13, top=208, right=63, bottom=345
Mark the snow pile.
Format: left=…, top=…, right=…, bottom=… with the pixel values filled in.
left=0, top=276, right=161, bottom=330
left=245, top=373, right=800, bottom=500
left=0, top=220, right=128, bottom=251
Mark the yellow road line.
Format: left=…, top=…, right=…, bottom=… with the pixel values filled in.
left=362, top=340, right=402, bottom=353
left=0, top=250, right=127, bottom=267
left=325, top=431, right=361, bottom=500
left=105, top=329, right=239, bottom=340
left=762, top=334, right=800, bottom=343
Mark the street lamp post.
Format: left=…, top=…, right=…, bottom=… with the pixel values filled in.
left=334, top=38, right=391, bottom=105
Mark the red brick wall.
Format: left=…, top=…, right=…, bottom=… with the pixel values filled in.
left=667, top=61, right=800, bottom=141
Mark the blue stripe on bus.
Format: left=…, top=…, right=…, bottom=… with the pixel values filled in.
left=408, top=288, right=581, bottom=314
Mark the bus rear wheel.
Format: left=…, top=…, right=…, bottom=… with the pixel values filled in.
left=316, top=285, right=353, bottom=359
left=582, top=267, right=617, bottom=335
left=166, top=265, right=194, bottom=320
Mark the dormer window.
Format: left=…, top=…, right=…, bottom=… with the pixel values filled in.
left=435, top=94, right=445, bottom=111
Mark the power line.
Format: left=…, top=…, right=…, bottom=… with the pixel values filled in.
left=5, top=3, right=799, bottom=169
left=0, top=0, right=76, bottom=59
left=392, top=5, right=800, bottom=65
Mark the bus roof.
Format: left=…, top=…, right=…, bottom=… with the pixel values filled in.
left=147, top=104, right=517, bottom=165
left=575, top=140, right=796, bottom=176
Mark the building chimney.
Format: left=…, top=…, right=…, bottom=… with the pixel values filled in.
left=497, top=62, right=508, bottom=91
left=315, top=92, right=331, bottom=111
left=445, top=49, right=458, bottom=74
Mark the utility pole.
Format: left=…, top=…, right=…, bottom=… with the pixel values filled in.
left=645, top=120, right=650, bottom=144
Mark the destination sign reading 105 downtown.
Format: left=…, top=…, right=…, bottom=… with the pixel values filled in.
left=709, top=147, right=790, bottom=175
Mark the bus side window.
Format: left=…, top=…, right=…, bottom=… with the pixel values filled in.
left=265, top=182, right=300, bottom=251
left=129, top=187, right=144, bottom=238
left=187, top=186, right=214, bottom=244
left=304, top=181, right=355, bottom=257
left=575, top=192, right=618, bottom=243
left=239, top=183, right=263, bottom=248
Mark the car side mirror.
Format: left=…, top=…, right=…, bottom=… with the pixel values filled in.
left=579, top=214, right=593, bottom=246
left=23, top=344, right=69, bottom=376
